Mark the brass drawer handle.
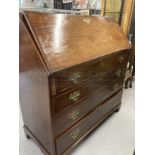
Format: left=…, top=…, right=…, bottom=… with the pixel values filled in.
left=68, top=109, right=79, bottom=120
left=119, top=56, right=125, bottom=64
left=69, top=72, right=81, bottom=83
left=98, top=71, right=106, bottom=76
left=116, top=69, right=122, bottom=77
left=70, top=129, right=80, bottom=139
left=113, top=83, right=119, bottom=90
left=97, top=76, right=104, bottom=81
left=69, top=90, right=80, bottom=102
left=97, top=71, right=106, bottom=81
left=100, top=62, right=106, bottom=67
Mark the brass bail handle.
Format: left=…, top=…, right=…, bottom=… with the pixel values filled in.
left=70, top=129, right=80, bottom=139
left=68, top=109, right=79, bottom=120
left=69, top=90, right=81, bottom=102
left=69, top=72, right=81, bottom=83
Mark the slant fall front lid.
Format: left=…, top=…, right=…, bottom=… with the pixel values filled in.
left=23, top=11, right=131, bottom=73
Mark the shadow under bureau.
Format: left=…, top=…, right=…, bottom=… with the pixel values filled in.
left=19, top=11, right=131, bottom=155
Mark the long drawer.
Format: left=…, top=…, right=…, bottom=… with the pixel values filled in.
left=51, top=50, right=129, bottom=95
left=56, top=90, right=123, bottom=155
left=53, top=66, right=126, bottom=114
left=54, top=76, right=124, bottom=137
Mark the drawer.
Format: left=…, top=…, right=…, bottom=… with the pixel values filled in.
left=56, top=90, right=123, bottom=155
left=54, top=77, right=124, bottom=137
left=51, top=50, right=129, bottom=95
left=54, top=67, right=126, bottom=114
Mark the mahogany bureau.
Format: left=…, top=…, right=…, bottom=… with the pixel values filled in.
left=19, top=11, right=131, bottom=155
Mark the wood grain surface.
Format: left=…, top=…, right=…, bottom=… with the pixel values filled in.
left=23, top=11, right=131, bottom=72
left=56, top=90, right=123, bottom=155
left=19, top=11, right=130, bottom=155
left=19, top=17, right=56, bottom=155
left=51, top=50, right=129, bottom=94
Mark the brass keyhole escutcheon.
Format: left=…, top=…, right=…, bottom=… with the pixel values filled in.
left=119, top=56, right=125, bottom=64
left=69, top=90, right=80, bottom=102
left=51, top=78, right=56, bottom=95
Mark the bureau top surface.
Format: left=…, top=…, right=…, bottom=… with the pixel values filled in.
left=22, top=11, right=131, bottom=73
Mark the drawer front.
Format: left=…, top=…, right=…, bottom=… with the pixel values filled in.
left=56, top=90, right=123, bottom=155
left=54, top=67, right=126, bottom=114
left=51, top=50, right=129, bottom=95
left=54, top=77, right=124, bottom=137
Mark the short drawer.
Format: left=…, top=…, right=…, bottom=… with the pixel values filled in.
left=51, top=50, right=129, bottom=95
left=53, top=67, right=126, bottom=114
left=54, top=77, right=124, bottom=137
left=56, top=90, right=123, bottom=155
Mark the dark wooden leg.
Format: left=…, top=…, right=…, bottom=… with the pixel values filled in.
left=129, top=64, right=135, bottom=88
left=114, top=105, right=121, bottom=112
left=125, top=78, right=129, bottom=89
left=23, top=126, right=31, bottom=139
left=23, top=126, right=51, bottom=155
left=115, top=108, right=120, bottom=112
left=26, top=134, right=31, bottom=139
left=129, top=81, right=132, bottom=88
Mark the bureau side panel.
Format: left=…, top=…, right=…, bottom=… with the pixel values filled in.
left=19, top=18, right=55, bottom=155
